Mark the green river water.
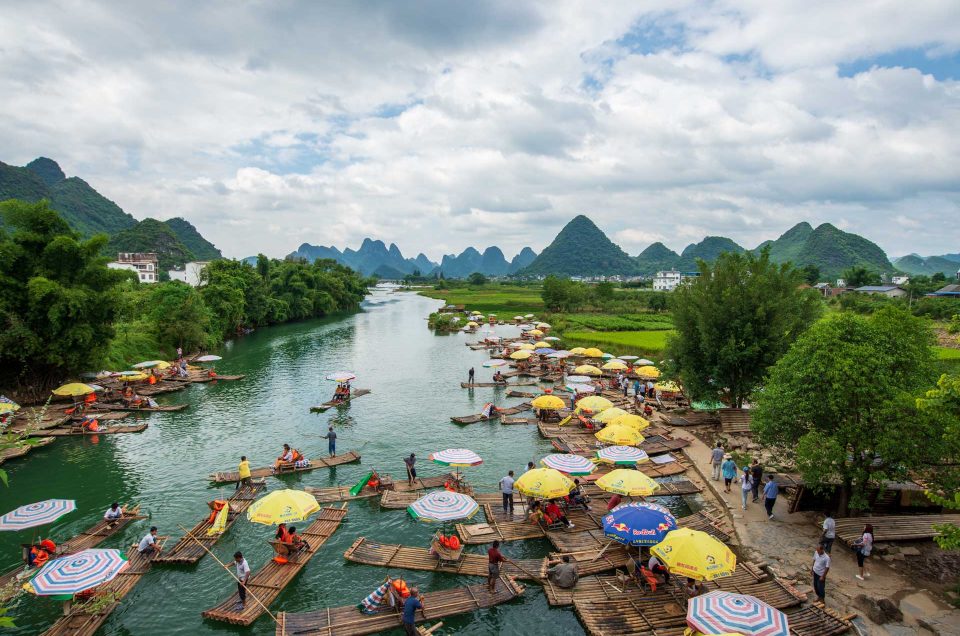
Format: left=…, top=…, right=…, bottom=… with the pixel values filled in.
left=2, top=289, right=697, bottom=635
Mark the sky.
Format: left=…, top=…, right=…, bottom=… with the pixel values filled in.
left=1, top=1, right=958, bottom=261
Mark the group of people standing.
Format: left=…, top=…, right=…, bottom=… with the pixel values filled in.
left=709, top=443, right=779, bottom=517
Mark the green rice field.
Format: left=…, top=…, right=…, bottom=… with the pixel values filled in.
left=561, top=329, right=673, bottom=353
left=418, top=285, right=544, bottom=315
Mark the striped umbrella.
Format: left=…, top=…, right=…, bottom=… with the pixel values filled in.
left=565, top=375, right=592, bottom=383
left=566, top=383, right=595, bottom=394
left=687, top=591, right=789, bottom=636
left=408, top=491, right=480, bottom=523
left=27, top=549, right=128, bottom=595
left=483, top=359, right=508, bottom=367
left=195, top=354, right=223, bottom=362
left=0, top=395, right=20, bottom=416
left=325, top=371, right=356, bottom=382
left=540, top=454, right=596, bottom=476
left=0, top=500, right=76, bottom=531
left=603, top=502, right=677, bottom=546
left=596, top=446, right=650, bottom=465
left=429, top=449, right=483, bottom=467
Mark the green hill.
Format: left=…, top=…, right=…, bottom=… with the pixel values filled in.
left=761, top=222, right=892, bottom=278
left=0, top=160, right=50, bottom=203
left=756, top=221, right=813, bottom=263
left=164, top=217, right=222, bottom=260
left=635, top=242, right=680, bottom=274
left=521, top=215, right=639, bottom=276
left=676, top=236, right=744, bottom=269
left=107, top=218, right=195, bottom=273
left=893, top=254, right=959, bottom=277
left=25, top=157, right=66, bottom=186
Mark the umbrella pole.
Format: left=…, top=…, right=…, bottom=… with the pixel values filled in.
left=176, top=524, right=283, bottom=633
left=591, top=539, right=616, bottom=562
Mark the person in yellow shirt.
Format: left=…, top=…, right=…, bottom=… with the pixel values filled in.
left=237, top=455, right=251, bottom=490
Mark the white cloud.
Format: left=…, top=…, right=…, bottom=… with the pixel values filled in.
left=0, top=1, right=958, bottom=260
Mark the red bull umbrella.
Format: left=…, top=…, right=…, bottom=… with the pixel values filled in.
left=687, top=591, right=789, bottom=636
left=602, top=502, right=677, bottom=546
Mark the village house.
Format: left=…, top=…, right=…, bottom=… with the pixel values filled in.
left=168, top=261, right=209, bottom=287
left=653, top=270, right=700, bottom=291
left=854, top=285, right=908, bottom=298
left=107, top=252, right=158, bottom=284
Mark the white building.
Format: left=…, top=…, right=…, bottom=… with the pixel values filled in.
left=168, top=261, right=209, bottom=287
left=108, top=252, right=158, bottom=284
left=891, top=275, right=910, bottom=286
left=653, top=270, right=700, bottom=291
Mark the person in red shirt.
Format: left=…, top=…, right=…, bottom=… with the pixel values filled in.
left=487, top=540, right=517, bottom=592
left=607, top=493, right=623, bottom=511
left=544, top=500, right=575, bottom=529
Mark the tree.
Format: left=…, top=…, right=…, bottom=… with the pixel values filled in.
left=667, top=248, right=821, bottom=407
left=467, top=272, right=488, bottom=286
left=842, top=265, right=881, bottom=288
left=0, top=200, right=128, bottom=398
left=148, top=283, right=211, bottom=353
left=800, top=264, right=821, bottom=285
left=916, top=373, right=960, bottom=549
left=541, top=275, right=586, bottom=312
left=753, top=308, right=942, bottom=515
left=593, top=281, right=615, bottom=303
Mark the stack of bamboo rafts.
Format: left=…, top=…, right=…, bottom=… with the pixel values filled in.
left=833, top=514, right=960, bottom=545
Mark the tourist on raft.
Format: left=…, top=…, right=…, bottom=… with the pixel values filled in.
left=273, top=444, right=294, bottom=472
left=103, top=502, right=124, bottom=523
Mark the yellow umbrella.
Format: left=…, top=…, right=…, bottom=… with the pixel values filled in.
left=119, top=373, right=149, bottom=382
left=595, top=424, right=645, bottom=446
left=595, top=469, right=660, bottom=496
left=531, top=395, right=566, bottom=410
left=601, top=360, right=627, bottom=371
left=246, top=489, right=320, bottom=526
left=651, top=528, right=737, bottom=581
left=654, top=381, right=681, bottom=392
left=515, top=468, right=574, bottom=499
left=573, top=365, right=602, bottom=376
left=569, top=347, right=586, bottom=355
left=533, top=341, right=551, bottom=349
left=593, top=407, right=629, bottom=423
left=51, top=383, right=95, bottom=397
left=635, top=365, right=661, bottom=378
left=510, top=350, right=532, bottom=360
left=516, top=343, right=535, bottom=350
left=536, top=322, right=551, bottom=329
left=608, top=413, right=651, bottom=431
left=576, top=395, right=613, bottom=413
left=583, top=347, right=604, bottom=358
left=527, top=329, right=544, bottom=336
left=466, top=321, right=479, bottom=328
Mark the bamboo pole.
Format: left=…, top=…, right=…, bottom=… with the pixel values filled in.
left=177, top=524, right=283, bottom=633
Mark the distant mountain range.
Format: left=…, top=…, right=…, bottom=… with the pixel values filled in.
left=892, top=253, right=960, bottom=277
left=0, top=157, right=221, bottom=270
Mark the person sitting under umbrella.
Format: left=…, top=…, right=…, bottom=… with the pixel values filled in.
left=544, top=499, right=575, bottom=529
left=568, top=479, right=591, bottom=511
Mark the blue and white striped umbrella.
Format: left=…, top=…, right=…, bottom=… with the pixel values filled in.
left=0, top=499, right=76, bottom=531
left=482, top=359, right=508, bottom=367
left=566, top=383, right=596, bottom=394
left=429, top=448, right=483, bottom=467
left=540, top=454, right=596, bottom=476
left=596, top=446, right=650, bottom=465
left=408, top=491, right=480, bottom=522
left=28, top=549, right=128, bottom=596
left=688, top=591, right=789, bottom=636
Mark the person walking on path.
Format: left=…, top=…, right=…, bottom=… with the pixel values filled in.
left=812, top=543, right=830, bottom=603
left=750, top=459, right=763, bottom=503
left=499, top=470, right=515, bottom=513
left=633, top=379, right=641, bottom=397
left=763, top=474, right=779, bottom=519
left=739, top=467, right=753, bottom=510
left=404, top=453, right=417, bottom=486
left=401, top=588, right=423, bottom=636
left=620, top=376, right=629, bottom=397
left=821, top=512, right=836, bottom=553
left=721, top=454, right=737, bottom=493
left=321, top=426, right=337, bottom=456
left=231, top=551, right=251, bottom=611
left=709, top=443, right=724, bottom=481
left=853, top=524, right=874, bottom=580
left=468, top=367, right=475, bottom=384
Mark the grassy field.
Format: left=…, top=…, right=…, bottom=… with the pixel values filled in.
left=937, top=346, right=960, bottom=360
left=560, top=329, right=673, bottom=353
left=418, top=286, right=545, bottom=315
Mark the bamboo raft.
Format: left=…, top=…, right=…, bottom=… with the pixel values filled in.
left=170, top=372, right=246, bottom=383
left=342, top=537, right=630, bottom=581
left=543, top=510, right=730, bottom=552
left=202, top=504, right=348, bottom=626
left=460, top=381, right=537, bottom=388
left=275, top=577, right=525, bottom=636
left=29, top=423, right=148, bottom=437
left=719, top=408, right=753, bottom=434
left=451, top=402, right=532, bottom=424
left=552, top=434, right=690, bottom=457
left=785, top=603, right=854, bottom=636
left=42, top=537, right=165, bottom=636
left=137, top=381, right=189, bottom=396
left=0, top=505, right=145, bottom=602
left=70, top=411, right=130, bottom=422
left=833, top=514, right=960, bottom=545
left=155, top=481, right=266, bottom=564
left=310, top=389, right=372, bottom=413
left=306, top=473, right=456, bottom=503
left=93, top=402, right=188, bottom=412
left=456, top=504, right=604, bottom=544
left=209, top=450, right=361, bottom=483
left=500, top=416, right=539, bottom=425
left=0, top=436, right=55, bottom=466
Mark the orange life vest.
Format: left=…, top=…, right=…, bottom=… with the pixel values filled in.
left=82, top=419, right=99, bottom=432
left=207, top=500, right=227, bottom=524
left=40, top=539, right=57, bottom=553
left=30, top=547, right=49, bottom=568
left=84, top=393, right=97, bottom=404
left=291, top=449, right=304, bottom=462
left=391, top=579, right=410, bottom=598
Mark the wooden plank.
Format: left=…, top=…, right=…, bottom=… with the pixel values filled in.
left=209, top=450, right=361, bottom=483
left=202, top=505, right=348, bottom=626
left=306, top=473, right=457, bottom=504
left=832, top=514, right=960, bottom=545
left=310, top=389, right=372, bottom=413
left=0, top=436, right=55, bottom=466
left=29, top=423, right=148, bottom=437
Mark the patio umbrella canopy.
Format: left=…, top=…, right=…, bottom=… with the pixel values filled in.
left=515, top=468, right=574, bottom=499
left=429, top=449, right=483, bottom=467
left=595, top=469, right=659, bottom=496
left=540, top=454, right=596, bottom=476
left=602, top=502, right=677, bottom=546
left=246, top=490, right=320, bottom=526
left=0, top=499, right=76, bottom=531
left=26, top=549, right=128, bottom=596
left=652, top=528, right=737, bottom=581
left=687, top=591, right=789, bottom=636
left=408, top=491, right=480, bottom=523
left=596, top=445, right=650, bottom=465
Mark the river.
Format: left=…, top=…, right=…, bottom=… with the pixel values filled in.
left=1, top=288, right=696, bottom=635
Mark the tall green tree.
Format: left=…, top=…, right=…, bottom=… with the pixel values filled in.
left=0, top=200, right=128, bottom=397
left=916, top=373, right=960, bottom=549
left=148, top=282, right=212, bottom=352
left=842, top=265, right=881, bottom=287
left=753, top=308, right=942, bottom=515
left=667, top=249, right=821, bottom=407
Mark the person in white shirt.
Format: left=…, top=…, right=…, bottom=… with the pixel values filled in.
left=821, top=512, right=836, bottom=553
left=648, top=554, right=670, bottom=583
left=709, top=443, right=724, bottom=481
left=853, top=524, right=873, bottom=580
left=499, top=471, right=515, bottom=514
left=812, top=543, right=831, bottom=602
left=103, top=502, right=123, bottom=523
left=231, top=551, right=251, bottom=610
left=138, top=527, right=161, bottom=555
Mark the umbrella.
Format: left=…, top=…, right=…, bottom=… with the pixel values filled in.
left=515, top=468, right=574, bottom=499
left=636, top=365, right=661, bottom=378
left=655, top=381, right=681, bottom=392
left=527, top=329, right=544, bottom=337
left=513, top=316, right=524, bottom=320
left=569, top=347, right=586, bottom=355
left=326, top=372, right=357, bottom=382
left=603, top=502, right=677, bottom=546
left=566, top=383, right=595, bottom=394
left=510, top=350, right=532, bottom=360
left=596, top=445, right=650, bottom=465
left=566, top=375, right=592, bottom=383
left=531, top=395, right=566, bottom=410
left=548, top=351, right=571, bottom=359
left=601, top=353, right=615, bottom=359
left=408, top=491, right=480, bottom=523
left=515, top=343, right=535, bottom=350
left=651, top=528, right=737, bottom=581
left=595, top=425, right=645, bottom=446
left=637, top=358, right=655, bottom=365
left=429, top=449, right=483, bottom=467
left=25, top=549, right=128, bottom=596
left=0, top=395, right=20, bottom=416
left=0, top=500, right=76, bottom=531
left=619, top=355, right=639, bottom=361
left=51, top=383, right=95, bottom=397
left=517, top=323, right=534, bottom=330
left=536, top=322, right=551, bottom=329
left=687, top=591, right=789, bottom=636
left=573, top=365, right=602, bottom=377
left=601, top=360, right=627, bottom=371
left=466, top=321, right=479, bottom=328
left=119, top=373, right=148, bottom=382
left=583, top=347, right=604, bottom=358
left=576, top=396, right=613, bottom=413
left=131, top=360, right=169, bottom=369
left=483, top=359, right=508, bottom=367
left=596, top=469, right=660, bottom=496
left=195, top=355, right=223, bottom=363
left=534, top=348, right=556, bottom=355
left=246, top=490, right=320, bottom=526
left=607, top=413, right=651, bottom=431
left=524, top=314, right=534, bottom=318
left=544, top=336, right=561, bottom=342
left=540, top=454, right=596, bottom=476
left=533, top=341, right=551, bottom=348
left=593, top=407, right=629, bottom=423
